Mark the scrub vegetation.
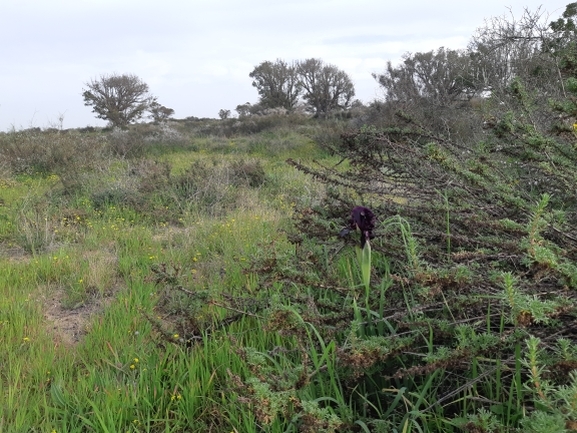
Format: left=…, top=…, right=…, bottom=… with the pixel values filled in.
left=2, top=3, right=577, bottom=432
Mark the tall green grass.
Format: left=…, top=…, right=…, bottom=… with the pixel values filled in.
left=0, top=122, right=338, bottom=431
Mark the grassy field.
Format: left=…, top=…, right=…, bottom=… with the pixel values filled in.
left=0, top=120, right=335, bottom=432
left=2, top=116, right=577, bottom=433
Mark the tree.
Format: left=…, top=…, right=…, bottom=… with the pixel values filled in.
left=373, top=48, right=477, bottom=105
left=82, top=73, right=154, bottom=127
left=148, top=99, right=175, bottom=124
left=218, top=109, right=231, bottom=120
left=547, top=2, right=577, bottom=78
left=370, top=5, right=573, bottom=141
left=545, top=3, right=577, bottom=122
left=296, top=58, right=355, bottom=116
left=468, top=6, right=554, bottom=95
left=464, top=5, right=568, bottom=136
left=249, top=59, right=301, bottom=110
left=370, top=48, right=486, bottom=143
left=235, top=102, right=252, bottom=118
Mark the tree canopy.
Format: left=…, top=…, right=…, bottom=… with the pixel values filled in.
left=373, top=48, right=476, bottom=106
left=82, top=73, right=155, bottom=127
left=297, top=58, right=356, bottom=116
left=249, top=59, right=301, bottom=111
left=148, top=99, right=175, bottom=124
left=249, top=58, right=355, bottom=116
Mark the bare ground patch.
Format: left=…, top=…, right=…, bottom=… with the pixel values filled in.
left=43, top=288, right=105, bottom=346
left=42, top=247, right=122, bottom=346
left=0, top=242, right=30, bottom=263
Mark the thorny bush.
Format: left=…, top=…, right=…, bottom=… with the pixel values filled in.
left=151, top=98, right=577, bottom=429
left=283, top=93, right=577, bottom=429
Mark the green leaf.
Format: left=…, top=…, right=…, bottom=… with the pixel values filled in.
left=357, top=240, right=371, bottom=291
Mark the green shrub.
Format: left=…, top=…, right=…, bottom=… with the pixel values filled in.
left=0, top=129, right=109, bottom=193
left=229, top=158, right=266, bottom=187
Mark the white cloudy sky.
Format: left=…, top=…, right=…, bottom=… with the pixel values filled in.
left=0, top=0, right=568, bottom=131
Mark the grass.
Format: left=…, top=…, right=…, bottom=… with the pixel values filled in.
left=0, top=121, right=338, bottom=432
left=1, top=118, right=576, bottom=432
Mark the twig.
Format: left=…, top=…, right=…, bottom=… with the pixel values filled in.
left=208, top=300, right=265, bottom=320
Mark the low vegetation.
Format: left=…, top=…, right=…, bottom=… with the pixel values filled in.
left=0, top=115, right=339, bottom=432
left=2, top=3, right=577, bottom=432
left=0, top=102, right=574, bottom=433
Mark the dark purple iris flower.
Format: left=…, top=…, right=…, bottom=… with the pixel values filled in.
left=340, top=206, right=376, bottom=247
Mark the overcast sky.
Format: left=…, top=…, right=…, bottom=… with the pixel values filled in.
left=0, top=0, right=568, bottom=131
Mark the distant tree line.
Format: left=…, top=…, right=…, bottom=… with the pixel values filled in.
left=247, top=58, right=356, bottom=117
left=368, top=2, right=577, bottom=142
left=82, top=57, right=356, bottom=127
left=83, top=2, right=576, bottom=131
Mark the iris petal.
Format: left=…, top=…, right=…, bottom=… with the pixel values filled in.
left=348, top=206, right=375, bottom=247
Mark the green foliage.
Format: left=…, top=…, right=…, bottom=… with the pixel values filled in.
left=464, top=408, right=505, bottom=432
left=0, top=120, right=330, bottom=432
left=287, top=19, right=577, bottom=426
left=82, top=73, right=155, bottom=127
left=249, top=59, right=301, bottom=110
left=373, top=47, right=477, bottom=106
left=519, top=335, right=577, bottom=432
left=148, top=99, right=175, bottom=124
left=250, top=57, right=356, bottom=116
left=356, top=240, right=372, bottom=293
left=0, top=129, right=109, bottom=193
left=520, top=411, right=568, bottom=433
left=4, top=4, right=577, bottom=432
left=297, top=58, right=356, bottom=116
